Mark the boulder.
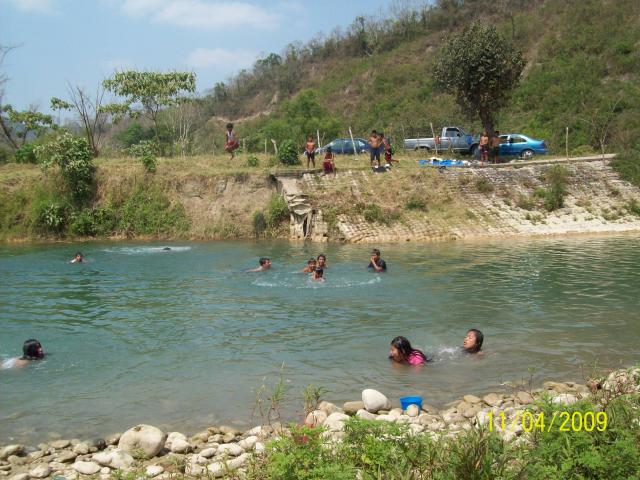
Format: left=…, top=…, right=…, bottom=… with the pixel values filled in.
left=0, top=446, right=24, bottom=461
left=482, top=393, right=502, bottom=407
left=169, top=439, right=191, bottom=454
left=324, top=412, right=350, bottom=431
left=304, top=410, right=327, bottom=428
left=72, top=443, right=89, bottom=456
left=118, top=425, right=166, bottom=459
left=92, top=450, right=134, bottom=470
left=342, top=401, right=365, bottom=415
left=362, top=389, right=391, bottom=413
left=516, top=391, right=533, bottom=405
left=356, top=409, right=377, bottom=421
left=10, top=475, right=29, bottom=480
left=238, top=436, right=258, bottom=451
left=552, top=393, right=578, bottom=405
left=28, top=465, right=51, bottom=479
left=145, top=465, right=164, bottom=478
left=216, top=444, right=243, bottom=457
left=199, top=447, right=217, bottom=459
left=57, top=451, right=77, bottom=463
left=50, top=440, right=70, bottom=450
left=317, top=401, right=343, bottom=416
left=603, top=368, right=640, bottom=394
left=221, top=432, right=236, bottom=444
left=463, top=395, right=481, bottom=404
left=72, top=461, right=101, bottom=476
left=105, top=434, right=121, bottom=446
left=207, top=462, right=225, bottom=478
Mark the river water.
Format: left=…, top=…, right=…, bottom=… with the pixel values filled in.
left=1, top=236, right=639, bottom=443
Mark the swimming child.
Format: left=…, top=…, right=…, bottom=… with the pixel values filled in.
left=70, top=252, right=83, bottom=263
left=316, top=254, right=327, bottom=269
left=322, top=147, right=336, bottom=176
left=162, top=247, right=172, bottom=251
left=368, top=130, right=382, bottom=168
left=2, top=339, right=45, bottom=369
left=462, top=329, right=484, bottom=354
left=304, top=136, right=316, bottom=169
left=300, top=258, right=317, bottom=273
left=311, top=268, right=324, bottom=282
left=389, top=336, right=428, bottom=365
left=224, top=123, right=240, bottom=160
left=368, top=248, right=387, bottom=272
left=247, top=257, right=271, bottom=272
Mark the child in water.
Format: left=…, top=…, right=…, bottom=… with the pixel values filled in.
left=311, top=268, right=324, bottom=282
left=70, top=252, right=83, bottom=263
left=462, top=329, right=484, bottom=354
left=300, top=258, right=317, bottom=273
left=2, top=339, right=45, bottom=369
left=389, top=336, right=429, bottom=365
left=247, top=257, right=271, bottom=272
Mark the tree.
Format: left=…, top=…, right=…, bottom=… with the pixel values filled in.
left=432, top=22, right=525, bottom=134
left=0, top=105, right=55, bottom=149
left=101, top=70, right=196, bottom=144
left=51, top=83, right=108, bottom=157
left=163, top=96, right=202, bottom=156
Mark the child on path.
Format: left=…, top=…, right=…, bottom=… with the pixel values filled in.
left=304, top=136, right=316, bottom=169
left=389, top=336, right=429, bottom=365
left=368, top=130, right=382, bottom=168
left=224, top=123, right=240, bottom=160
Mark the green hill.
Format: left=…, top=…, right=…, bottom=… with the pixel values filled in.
left=199, top=0, right=640, bottom=155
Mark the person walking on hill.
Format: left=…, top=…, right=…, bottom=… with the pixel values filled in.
left=379, top=133, right=396, bottom=168
left=224, top=123, right=240, bottom=160
left=489, top=130, right=501, bottom=164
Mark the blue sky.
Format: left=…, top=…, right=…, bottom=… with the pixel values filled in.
left=1, top=0, right=403, bottom=113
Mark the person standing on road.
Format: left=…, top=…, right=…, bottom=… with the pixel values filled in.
left=489, top=130, right=501, bottom=164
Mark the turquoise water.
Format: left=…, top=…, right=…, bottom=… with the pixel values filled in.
left=1, top=236, right=639, bottom=443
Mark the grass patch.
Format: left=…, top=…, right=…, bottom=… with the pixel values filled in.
left=404, top=195, right=428, bottom=211
left=475, top=177, right=495, bottom=194
left=611, top=149, right=640, bottom=188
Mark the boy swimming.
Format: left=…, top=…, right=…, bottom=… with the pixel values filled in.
left=2, top=339, right=45, bottom=369
left=247, top=257, right=271, bottom=272
left=70, top=252, right=83, bottom=263
left=300, top=258, right=317, bottom=273
left=368, top=248, right=387, bottom=272
left=311, top=268, right=324, bottom=282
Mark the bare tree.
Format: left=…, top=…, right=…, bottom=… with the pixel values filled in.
left=51, top=83, right=108, bottom=156
left=164, top=96, right=201, bottom=156
left=0, top=44, right=19, bottom=149
left=579, top=97, right=622, bottom=160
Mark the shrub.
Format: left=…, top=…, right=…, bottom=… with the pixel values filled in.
left=115, top=121, right=152, bottom=148
left=611, top=149, right=640, bottom=188
left=129, top=140, right=158, bottom=173
left=33, top=201, right=68, bottom=234
left=116, top=186, right=189, bottom=236
left=0, top=146, right=11, bottom=164
left=362, top=203, right=384, bottom=224
left=265, top=194, right=289, bottom=228
left=247, top=155, right=260, bottom=167
left=404, top=196, right=427, bottom=211
left=14, top=143, right=38, bottom=164
left=571, top=145, right=597, bottom=157
left=277, top=139, right=300, bottom=166
left=543, top=165, right=569, bottom=211
left=35, top=133, right=95, bottom=203
left=626, top=199, right=640, bottom=216
left=476, top=177, right=495, bottom=193
left=70, top=207, right=117, bottom=237
left=252, top=211, right=267, bottom=236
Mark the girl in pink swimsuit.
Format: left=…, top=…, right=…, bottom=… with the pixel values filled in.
left=389, top=336, right=429, bottom=365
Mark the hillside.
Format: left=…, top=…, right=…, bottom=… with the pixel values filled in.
left=199, top=0, right=640, bottom=155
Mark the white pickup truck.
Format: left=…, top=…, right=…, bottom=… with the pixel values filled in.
left=403, top=126, right=479, bottom=156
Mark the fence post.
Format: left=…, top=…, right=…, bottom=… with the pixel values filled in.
left=349, top=127, right=357, bottom=158
left=430, top=122, right=438, bottom=155
left=565, top=127, right=569, bottom=159
left=270, top=139, right=278, bottom=156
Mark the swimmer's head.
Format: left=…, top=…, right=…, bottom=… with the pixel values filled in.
left=22, top=339, right=44, bottom=360
left=308, top=258, right=317, bottom=267
left=317, top=254, right=326, bottom=267
left=371, top=248, right=381, bottom=258
left=314, top=267, right=323, bottom=278
left=74, top=252, right=83, bottom=262
left=389, top=336, right=412, bottom=362
left=463, top=329, right=483, bottom=353
left=259, top=257, right=271, bottom=269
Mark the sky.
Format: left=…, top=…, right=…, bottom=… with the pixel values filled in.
left=0, top=0, right=401, bottom=114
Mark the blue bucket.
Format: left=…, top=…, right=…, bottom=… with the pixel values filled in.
left=400, top=395, right=423, bottom=410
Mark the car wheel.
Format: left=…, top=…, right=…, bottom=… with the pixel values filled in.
left=415, top=146, right=430, bottom=151
left=521, top=149, right=534, bottom=159
left=470, top=145, right=478, bottom=158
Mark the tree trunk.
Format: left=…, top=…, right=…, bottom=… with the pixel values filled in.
left=0, top=116, right=17, bottom=149
left=479, top=107, right=494, bottom=135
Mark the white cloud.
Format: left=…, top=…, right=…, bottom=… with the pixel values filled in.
left=186, top=47, right=258, bottom=70
left=4, top=0, right=56, bottom=14
left=117, top=0, right=282, bottom=29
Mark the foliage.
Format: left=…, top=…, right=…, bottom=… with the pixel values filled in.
left=0, top=145, right=10, bottom=164
left=264, top=194, right=289, bottom=228
left=70, top=206, right=117, bottom=237
left=129, top=140, right=158, bottom=173
left=404, top=196, right=427, bottom=211
left=32, top=194, right=70, bottom=234
left=542, top=165, right=569, bottom=211
left=115, top=122, right=153, bottom=148
left=35, top=133, right=95, bottom=203
left=246, top=155, right=260, bottom=167
left=252, top=210, right=267, bottom=236
left=475, top=177, right=495, bottom=194
left=0, top=105, right=56, bottom=149
left=102, top=70, right=196, bottom=142
left=14, top=143, right=37, bottom=164
left=277, top=139, right=300, bottom=166
left=433, top=21, right=525, bottom=133
left=612, top=149, right=640, bottom=188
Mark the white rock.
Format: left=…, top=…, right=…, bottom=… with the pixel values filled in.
left=305, top=410, right=327, bottom=428
left=191, top=454, right=208, bottom=466
left=238, top=436, right=258, bottom=451
left=552, top=393, right=578, bottom=405
left=318, top=401, right=343, bottom=416
left=0, top=446, right=24, bottom=461
left=216, top=444, right=243, bottom=457
left=92, top=450, right=134, bottom=470
left=73, top=462, right=101, bottom=476
left=50, top=440, right=70, bottom=450
left=376, top=415, right=395, bottom=422
left=475, top=411, right=490, bottom=427
left=228, top=453, right=249, bottom=469
left=207, top=462, right=225, bottom=478
left=169, top=438, right=191, bottom=454
left=324, top=412, right=350, bottom=431
left=405, top=405, right=420, bottom=417
left=356, top=409, right=377, bottom=421
left=245, top=426, right=268, bottom=438
left=117, top=425, right=166, bottom=459
left=72, top=443, right=89, bottom=455
left=185, top=464, right=205, bottom=476
left=254, top=442, right=265, bottom=453
left=199, top=447, right=217, bottom=458
left=28, top=465, right=51, bottom=478
left=10, top=475, right=29, bottom=480
left=362, top=389, right=391, bottom=413
left=164, top=432, right=187, bottom=450
left=145, top=466, right=164, bottom=478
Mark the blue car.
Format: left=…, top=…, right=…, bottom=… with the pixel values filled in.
left=499, top=134, right=548, bottom=159
left=317, top=138, right=369, bottom=155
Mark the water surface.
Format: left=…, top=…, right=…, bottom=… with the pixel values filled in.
left=1, top=236, right=639, bottom=442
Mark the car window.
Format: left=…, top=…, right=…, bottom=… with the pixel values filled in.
left=499, top=135, right=509, bottom=143
left=357, top=140, right=367, bottom=147
left=511, top=136, right=526, bottom=143
left=330, top=139, right=344, bottom=150
left=444, top=128, right=459, bottom=137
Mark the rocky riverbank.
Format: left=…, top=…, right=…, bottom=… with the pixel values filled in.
left=1, top=367, right=638, bottom=480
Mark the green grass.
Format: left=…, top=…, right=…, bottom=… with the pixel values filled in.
left=612, top=150, right=640, bottom=188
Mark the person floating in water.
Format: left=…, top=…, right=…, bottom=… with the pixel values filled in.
left=2, top=339, right=45, bottom=369
left=317, top=254, right=327, bottom=270
left=247, top=257, right=271, bottom=272
left=300, top=258, right=317, bottom=273
left=70, top=252, right=83, bottom=263
left=389, top=336, right=429, bottom=365
left=162, top=247, right=172, bottom=251
left=463, top=329, right=484, bottom=355
left=311, top=267, right=324, bottom=282
left=368, top=248, right=387, bottom=272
